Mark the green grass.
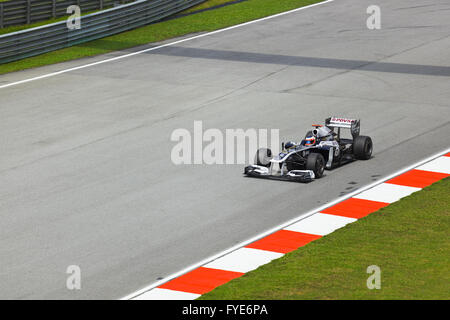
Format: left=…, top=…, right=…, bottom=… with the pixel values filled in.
left=182, top=0, right=242, bottom=13
left=200, top=178, right=450, bottom=300
left=0, top=0, right=322, bottom=75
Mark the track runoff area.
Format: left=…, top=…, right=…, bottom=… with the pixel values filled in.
left=124, top=149, right=450, bottom=300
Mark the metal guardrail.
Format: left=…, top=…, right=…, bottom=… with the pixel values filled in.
left=0, top=0, right=206, bottom=64
left=0, top=0, right=134, bottom=28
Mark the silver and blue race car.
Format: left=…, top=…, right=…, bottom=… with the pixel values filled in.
left=244, top=117, right=373, bottom=182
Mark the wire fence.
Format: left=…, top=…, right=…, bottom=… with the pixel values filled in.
left=0, top=0, right=136, bottom=28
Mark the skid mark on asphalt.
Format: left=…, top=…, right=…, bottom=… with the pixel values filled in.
left=149, top=46, right=450, bottom=77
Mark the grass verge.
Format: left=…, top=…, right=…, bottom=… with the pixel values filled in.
left=0, top=0, right=322, bottom=75
left=182, top=0, right=244, bottom=13
left=200, top=178, right=450, bottom=300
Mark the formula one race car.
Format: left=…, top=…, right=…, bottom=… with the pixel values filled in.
left=244, top=117, right=373, bottom=182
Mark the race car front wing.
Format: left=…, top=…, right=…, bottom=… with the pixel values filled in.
left=244, top=165, right=315, bottom=183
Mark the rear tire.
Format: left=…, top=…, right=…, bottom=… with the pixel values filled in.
left=353, top=136, right=373, bottom=160
left=306, top=153, right=325, bottom=178
left=255, top=148, right=272, bottom=167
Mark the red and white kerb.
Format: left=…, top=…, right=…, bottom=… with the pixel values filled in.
left=132, top=152, right=450, bottom=300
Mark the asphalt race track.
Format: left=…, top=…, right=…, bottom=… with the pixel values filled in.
left=0, top=0, right=449, bottom=299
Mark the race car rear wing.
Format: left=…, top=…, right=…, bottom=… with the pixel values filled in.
left=325, top=117, right=360, bottom=138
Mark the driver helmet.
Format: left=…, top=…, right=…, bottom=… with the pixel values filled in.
left=304, top=136, right=316, bottom=146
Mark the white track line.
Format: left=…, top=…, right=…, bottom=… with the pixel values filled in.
left=121, top=147, right=450, bottom=300
left=0, top=0, right=335, bottom=90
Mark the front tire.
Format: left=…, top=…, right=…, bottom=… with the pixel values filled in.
left=255, top=148, right=272, bottom=167
left=353, top=136, right=373, bottom=160
left=306, top=153, right=325, bottom=178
